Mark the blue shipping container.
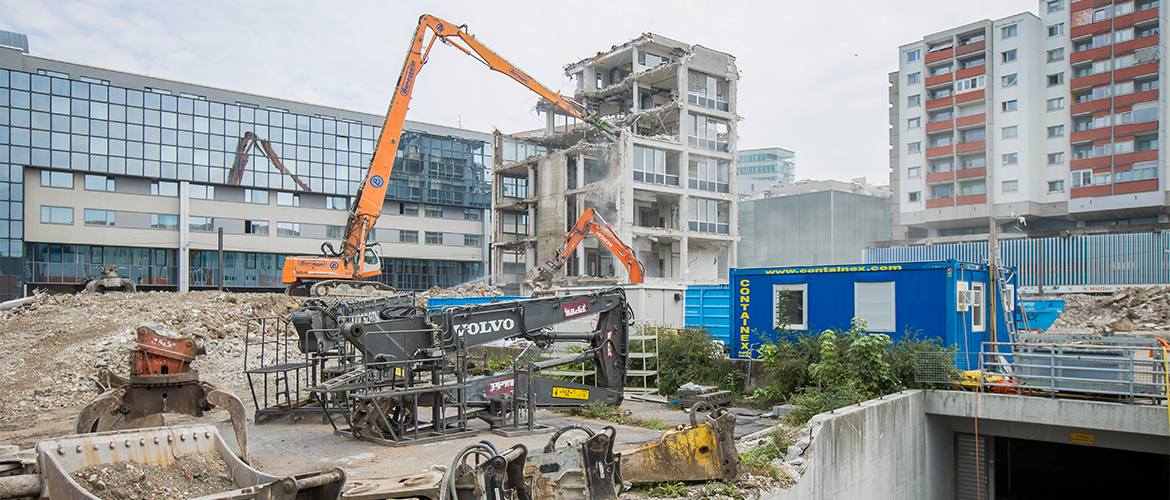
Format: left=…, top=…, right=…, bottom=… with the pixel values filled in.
left=730, top=261, right=1017, bottom=369
left=685, top=285, right=731, bottom=346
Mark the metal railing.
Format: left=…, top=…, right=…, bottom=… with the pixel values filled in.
left=916, top=335, right=1170, bottom=403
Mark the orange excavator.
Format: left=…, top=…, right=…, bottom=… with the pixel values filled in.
left=281, top=15, right=612, bottom=296
left=527, top=207, right=645, bottom=290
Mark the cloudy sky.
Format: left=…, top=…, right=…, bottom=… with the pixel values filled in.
left=1, top=0, right=1036, bottom=183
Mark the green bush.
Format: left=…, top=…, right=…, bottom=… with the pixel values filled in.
left=785, top=385, right=860, bottom=426
left=889, top=329, right=960, bottom=390
left=658, top=328, right=739, bottom=396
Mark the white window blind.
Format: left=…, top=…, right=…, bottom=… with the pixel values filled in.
left=854, top=281, right=895, bottom=332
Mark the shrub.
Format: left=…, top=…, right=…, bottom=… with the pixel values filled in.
left=889, top=329, right=959, bottom=389
left=785, top=385, right=860, bottom=426
left=658, top=328, right=737, bottom=395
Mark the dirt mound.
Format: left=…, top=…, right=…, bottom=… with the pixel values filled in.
left=0, top=291, right=302, bottom=427
left=1049, top=286, right=1170, bottom=332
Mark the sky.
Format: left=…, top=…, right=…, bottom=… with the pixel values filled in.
left=0, top=0, right=1038, bottom=184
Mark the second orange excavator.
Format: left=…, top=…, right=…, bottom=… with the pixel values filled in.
left=527, top=207, right=645, bottom=290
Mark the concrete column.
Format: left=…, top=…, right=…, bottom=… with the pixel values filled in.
left=178, top=181, right=189, bottom=292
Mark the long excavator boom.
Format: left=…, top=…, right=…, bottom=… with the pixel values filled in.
left=282, top=14, right=613, bottom=295
left=527, top=207, right=645, bottom=290
left=230, top=132, right=310, bottom=191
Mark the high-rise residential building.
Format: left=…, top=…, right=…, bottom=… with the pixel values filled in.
left=737, top=147, right=795, bottom=193
left=0, top=30, right=492, bottom=299
left=491, top=34, right=738, bottom=291
left=891, top=0, right=1165, bottom=241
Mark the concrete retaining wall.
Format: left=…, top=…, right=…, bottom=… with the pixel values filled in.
left=763, top=389, right=1170, bottom=500
left=763, top=390, right=939, bottom=500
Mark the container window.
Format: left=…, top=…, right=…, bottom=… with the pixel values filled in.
left=773, top=284, right=808, bottom=330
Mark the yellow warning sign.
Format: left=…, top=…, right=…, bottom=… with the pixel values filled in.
left=552, top=387, right=589, bottom=400
left=1070, top=432, right=1095, bottom=445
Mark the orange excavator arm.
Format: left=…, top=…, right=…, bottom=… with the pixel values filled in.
left=332, top=14, right=612, bottom=270
left=528, top=207, right=644, bottom=290
left=230, top=132, right=310, bottom=191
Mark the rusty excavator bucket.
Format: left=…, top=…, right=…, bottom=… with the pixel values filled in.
left=75, top=326, right=249, bottom=462
left=619, top=402, right=741, bottom=484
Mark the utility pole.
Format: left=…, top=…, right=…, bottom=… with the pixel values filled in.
left=988, top=216, right=997, bottom=343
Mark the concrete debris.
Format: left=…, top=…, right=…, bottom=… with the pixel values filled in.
left=416, top=283, right=505, bottom=307
left=1048, top=287, right=1170, bottom=334
left=0, top=290, right=303, bottom=427
left=70, top=452, right=235, bottom=500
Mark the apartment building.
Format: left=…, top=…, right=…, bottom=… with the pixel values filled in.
left=0, top=31, right=491, bottom=299
left=737, top=147, right=795, bottom=194
left=891, top=0, right=1165, bottom=241
left=491, top=34, right=739, bottom=291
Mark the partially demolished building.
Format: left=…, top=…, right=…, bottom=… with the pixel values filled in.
left=492, top=34, right=739, bottom=291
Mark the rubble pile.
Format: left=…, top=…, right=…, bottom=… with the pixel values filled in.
left=1049, top=287, right=1170, bottom=332
left=0, top=291, right=301, bottom=425
left=416, top=283, right=504, bottom=307
left=70, top=452, right=235, bottom=500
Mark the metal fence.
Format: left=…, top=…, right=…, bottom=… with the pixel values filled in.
left=915, top=335, right=1170, bottom=403
left=866, top=231, right=1170, bottom=289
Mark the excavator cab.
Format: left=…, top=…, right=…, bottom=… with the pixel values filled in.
left=360, top=244, right=383, bottom=277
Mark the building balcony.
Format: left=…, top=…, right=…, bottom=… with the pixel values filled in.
left=926, top=171, right=955, bottom=183
left=956, top=89, right=984, bottom=104
left=1114, top=121, right=1158, bottom=137
left=926, top=197, right=954, bottom=209
left=956, top=140, right=985, bottom=154
left=1114, top=7, right=1160, bottom=29
left=1071, top=46, right=1111, bottom=64
left=1114, top=178, right=1159, bottom=194
left=1070, top=0, right=1092, bottom=10
left=926, top=145, right=954, bottom=158
left=926, top=96, right=954, bottom=110
left=1114, top=150, right=1159, bottom=165
left=956, top=194, right=985, bottom=206
left=926, top=119, right=954, bottom=133
left=1115, top=62, right=1158, bottom=81
left=1071, top=72, right=1111, bottom=90
left=1071, top=19, right=1113, bottom=39
left=955, top=113, right=985, bottom=127
left=1115, top=35, right=1160, bottom=55
left=956, top=166, right=986, bottom=180
left=1071, top=98, right=1112, bottom=115
left=1070, top=156, right=1112, bottom=170
left=926, top=48, right=953, bottom=64
left=926, top=73, right=954, bottom=87
left=955, top=65, right=985, bottom=80
left=1115, top=90, right=1159, bottom=107
left=1071, top=185, right=1113, bottom=198
left=1071, top=128, right=1112, bottom=143
left=955, top=40, right=985, bottom=57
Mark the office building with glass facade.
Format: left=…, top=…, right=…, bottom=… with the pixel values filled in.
left=0, top=31, right=491, bottom=299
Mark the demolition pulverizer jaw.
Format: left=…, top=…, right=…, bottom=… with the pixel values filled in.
left=74, top=326, right=250, bottom=462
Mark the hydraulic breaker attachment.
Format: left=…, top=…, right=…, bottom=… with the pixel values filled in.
left=523, top=425, right=622, bottom=500
left=74, top=325, right=250, bottom=462
left=445, top=442, right=530, bottom=500
left=619, top=402, right=741, bottom=483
